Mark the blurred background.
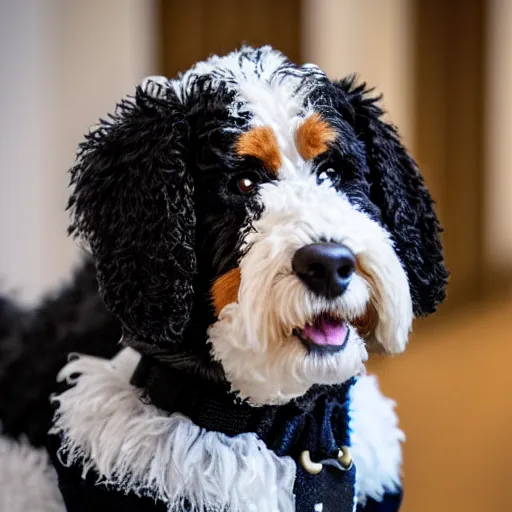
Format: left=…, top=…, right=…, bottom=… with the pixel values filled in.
left=0, top=0, right=511, bottom=510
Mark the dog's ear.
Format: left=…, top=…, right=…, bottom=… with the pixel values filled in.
left=334, top=77, right=448, bottom=316
left=68, top=79, right=196, bottom=351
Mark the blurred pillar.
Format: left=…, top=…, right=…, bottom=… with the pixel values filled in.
left=301, top=0, right=415, bottom=149
left=486, top=0, right=512, bottom=283
left=0, top=0, right=156, bottom=302
left=158, top=0, right=301, bottom=78
left=414, top=0, right=489, bottom=310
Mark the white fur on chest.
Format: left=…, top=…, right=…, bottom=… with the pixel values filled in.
left=349, top=374, right=404, bottom=505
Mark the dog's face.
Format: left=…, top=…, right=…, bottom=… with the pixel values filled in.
left=69, top=47, right=448, bottom=405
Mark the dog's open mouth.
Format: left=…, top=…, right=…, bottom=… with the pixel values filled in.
left=293, top=314, right=349, bottom=354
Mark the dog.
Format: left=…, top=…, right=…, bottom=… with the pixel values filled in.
left=0, top=46, right=447, bottom=512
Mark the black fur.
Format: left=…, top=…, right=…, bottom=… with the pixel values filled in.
left=0, top=260, right=120, bottom=446
left=69, top=89, right=196, bottom=354
left=0, top=295, right=23, bottom=340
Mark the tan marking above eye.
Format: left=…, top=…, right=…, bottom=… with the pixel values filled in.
left=295, top=113, right=337, bottom=160
left=211, top=267, right=241, bottom=315
left=235, top=126, right=282, bottom=173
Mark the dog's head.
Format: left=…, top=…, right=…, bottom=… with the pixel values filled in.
left=69, top=47, right=448, bottom=405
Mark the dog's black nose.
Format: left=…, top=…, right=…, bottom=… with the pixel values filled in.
left=292, top=243, right=356, bottom=299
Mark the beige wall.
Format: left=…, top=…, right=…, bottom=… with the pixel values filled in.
left=0, top=0, right=155, bottom=302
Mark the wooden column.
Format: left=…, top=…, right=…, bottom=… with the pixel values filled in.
left=414, top=0, right=489, bottom=312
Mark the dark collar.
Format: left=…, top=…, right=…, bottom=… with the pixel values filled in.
left=131, top=355, right=354, bottom=457
left=132, top=355, right=358, bottom=512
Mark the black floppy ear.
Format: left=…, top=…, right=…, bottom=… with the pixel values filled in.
left=68, top=79, right=196, bottom=351
left=334, top=78, right=448, bottom=316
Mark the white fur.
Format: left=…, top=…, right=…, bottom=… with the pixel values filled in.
left=171, top=45, right=324, bottom=172
left=209, top=175, right=412, bottom=405
left=349, top=375, right=404, bottom=505
left=0, top=433, right=64, bottom=512
left=50, top=348, right=296, bottom=512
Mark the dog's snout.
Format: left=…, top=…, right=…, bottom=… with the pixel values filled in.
left=292, top=243, right=355, bottom=299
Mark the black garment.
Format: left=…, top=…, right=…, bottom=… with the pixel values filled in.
left=48, top=358, right=402, bottom=512
left=136, top=358, right=357, bottom=512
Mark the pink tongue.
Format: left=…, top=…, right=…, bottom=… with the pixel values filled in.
left=302, top=317, right=347, bottom=346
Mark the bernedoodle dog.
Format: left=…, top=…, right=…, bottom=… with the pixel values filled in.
left=0, top=46, right=447, bottom=512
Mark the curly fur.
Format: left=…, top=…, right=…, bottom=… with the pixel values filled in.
left=68, top=86, right=196, bottom=351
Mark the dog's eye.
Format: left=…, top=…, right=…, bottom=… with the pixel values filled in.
left=238, top=177, right=256, bottom=194
left=229, top=173, right=260, bottom=195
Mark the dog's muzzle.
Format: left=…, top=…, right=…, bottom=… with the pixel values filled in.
left=292, top=242, right=355, bottom=354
